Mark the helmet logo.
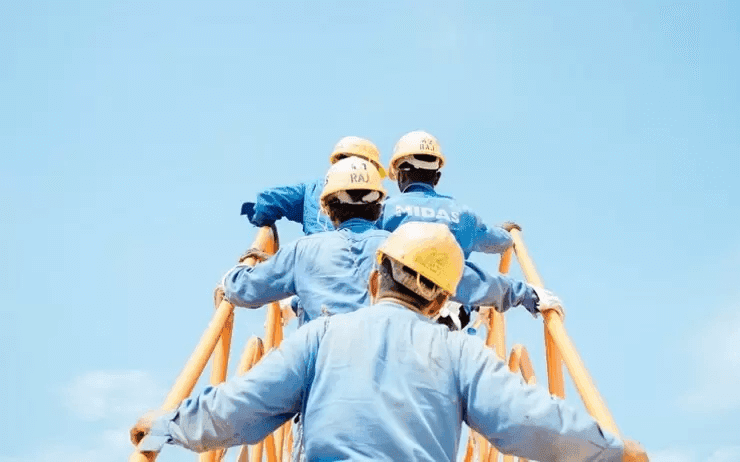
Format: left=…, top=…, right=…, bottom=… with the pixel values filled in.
left=350, top=172, right=368, bottom=183
left=420, top=138, right=436, bottom=152
left=414, top=249, right=448, bottom=279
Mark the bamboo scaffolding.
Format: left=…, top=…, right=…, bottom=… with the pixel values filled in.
left=129, top=227, right=278, bottom=462
left=509, top=229, right=620, bottom=436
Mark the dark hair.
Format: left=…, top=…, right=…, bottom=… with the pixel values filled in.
left=376, top=258, right=430, bottom=307
left=396, top=161, right=441, bottom=192
left=325, top=198, right=382, bottom=225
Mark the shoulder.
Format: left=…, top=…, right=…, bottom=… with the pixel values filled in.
left=307, top=177, right=324, bottom=190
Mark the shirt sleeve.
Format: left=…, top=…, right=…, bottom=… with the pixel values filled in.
left=138, top=319, right=327, bottom=453
left=455, top=335, right=624, bottom=462
left=468, top=210, right=513, bottom=254
left=453, top=261, right=538, bottom=314
left=249, top=182, right=307, bottom=227
left=223, top=242, right=298, bottom=308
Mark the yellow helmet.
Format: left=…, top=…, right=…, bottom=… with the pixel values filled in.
left=329, top=136, right=387, bottom=178
left=320, top=157, right=387, bottom=210
left=376, top=222, right=464, bottom=297
left=388, top=131, right=445, bottom=180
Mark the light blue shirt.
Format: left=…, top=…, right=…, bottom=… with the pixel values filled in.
left=139, top=302, right=623, bottom=461
left=243, top=177, right=334, bottom=235
left=379, top=183, right=512, bottom=258
left=223, top=219, right=539, bottom=325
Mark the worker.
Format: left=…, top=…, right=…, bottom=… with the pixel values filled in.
left=241, top=136, right=387, bottom=235
left=379, top=130, right=513, bottom=258
left=223, top=157, right=555, bottom=327
left=131, top=222, right=649, bottom=462
left=379, top=130, right=521, bottom=329
left=225, top=156, right=389, bottom=325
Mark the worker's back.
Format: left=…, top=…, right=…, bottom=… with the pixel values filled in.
left=303, top=301, right=622, bottom=462
left=379, top=183, right=511, bottom=258
left=304, top=301, right=464, bottom=461
left=290, top=219, right=387, bottom=323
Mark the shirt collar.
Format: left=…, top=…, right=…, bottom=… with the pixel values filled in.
left=402, top=182, right=436, bottom=193
left=337, top=218, right=378, bottom=232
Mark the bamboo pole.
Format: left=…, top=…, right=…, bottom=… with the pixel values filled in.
left=463, top=435, right=474, bottom=462
left=476, top=246, right=515, bottom=462
left=542, top=310, right=620, bottom=435
left=235, top=337, right=266, bottom=462
left=200, top=307, right=234, bottom=462
left=264, top=300, right=286, bottom=461
left=130, top=227, right=277, bottom=462
left=283, top=423, right=293, bottom=461
left=129, top=298, right=237, bottom=462
left=509, top=229, right=620, bottom=436
left=508, top=229, right=565, bottom=398
left=486, top=445, right=499, bottom=462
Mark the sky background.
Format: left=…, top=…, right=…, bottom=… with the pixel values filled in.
left=1, top=1, right=738, bottom=461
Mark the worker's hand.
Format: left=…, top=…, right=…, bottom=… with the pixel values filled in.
left=130, top=409, right=166, bottom=447
left=501, top=221, right=521, bottom=232
left=530, top=285, right=565, bottom=319
left=622, top=440, right=649, bottom=461
left=214, top=285, right=226, bottom=307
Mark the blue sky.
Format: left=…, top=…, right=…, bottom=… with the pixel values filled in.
left=1, top=1, right=738, bottom=461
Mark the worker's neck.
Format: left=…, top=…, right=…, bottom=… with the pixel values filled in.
left=375, top=296, right=427, bottom=315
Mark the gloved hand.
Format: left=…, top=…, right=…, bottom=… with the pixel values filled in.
left=501, top=221, right=521, bottom=232
left=530, top=285, right=565, bottom=319
left=131, top=409, right=168, bottom=459
left=436, top=302, right=464, bottom=330
left=240, top=201, right=256, bottom=219
left=238, top=248, right=271, bottom=264
left=622, top=440, right=649, bottom=461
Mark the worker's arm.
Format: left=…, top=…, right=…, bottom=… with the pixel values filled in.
left=134, top=319, right=327, bottom=453
left=242, top=182, right=307, bottom=227
left=457, top=336, right=624, bottom=462
left=452, top=261, right=539, bottom=314
left=467, top=210, right=513, bottom=255
left=222, top=241, right=299, bottom=308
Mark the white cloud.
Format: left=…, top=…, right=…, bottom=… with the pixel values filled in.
left=649, top=447, right=697, bottom=462
left=707, top=446, right=740, bottom=462
left=681, top=309, right=740, bottom=414
left=649, top=446, right=740, bottom=462
left=0, top=370, right=168, bottom=462
left=63, top=369, right=165, bottom=421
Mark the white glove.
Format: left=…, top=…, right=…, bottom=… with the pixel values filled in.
left=530, top=285, right=565, bottom=319
left=435, top=301, right=463, bottom=330
left=216, top=264, right=249, bottom=305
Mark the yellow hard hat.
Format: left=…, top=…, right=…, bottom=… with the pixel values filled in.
left=376, top=222, right=464, bottom=296
left=320, top=157, right=387, bottom=209
left=388, top=131, right=445, bottom=180
left=329, top=136, right=387, bottom=178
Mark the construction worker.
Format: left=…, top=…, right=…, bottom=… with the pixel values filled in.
left=379, top=130, right=514, bottom=258
left=241, top=136, right=387, bottom=235
left=223, top=157, right=554, bottom=327
left=379, top=130, right=521, bottom=329
left=131, top=222, right=648, bottom=462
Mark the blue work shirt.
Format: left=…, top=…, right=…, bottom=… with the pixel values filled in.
left=139, top=301, right=623, bottom=461
left=242, top=178, right=333, bottom=235
left=223, top=219, right=539, bottom=325
left=378, top=183, right=512, bottom=258
left=224, top=218, right=385, bottom=325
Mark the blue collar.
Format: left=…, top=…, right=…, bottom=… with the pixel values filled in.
left=337, top=218, right=378, bottom=232
left=402, top=183, right=436, bottom=193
